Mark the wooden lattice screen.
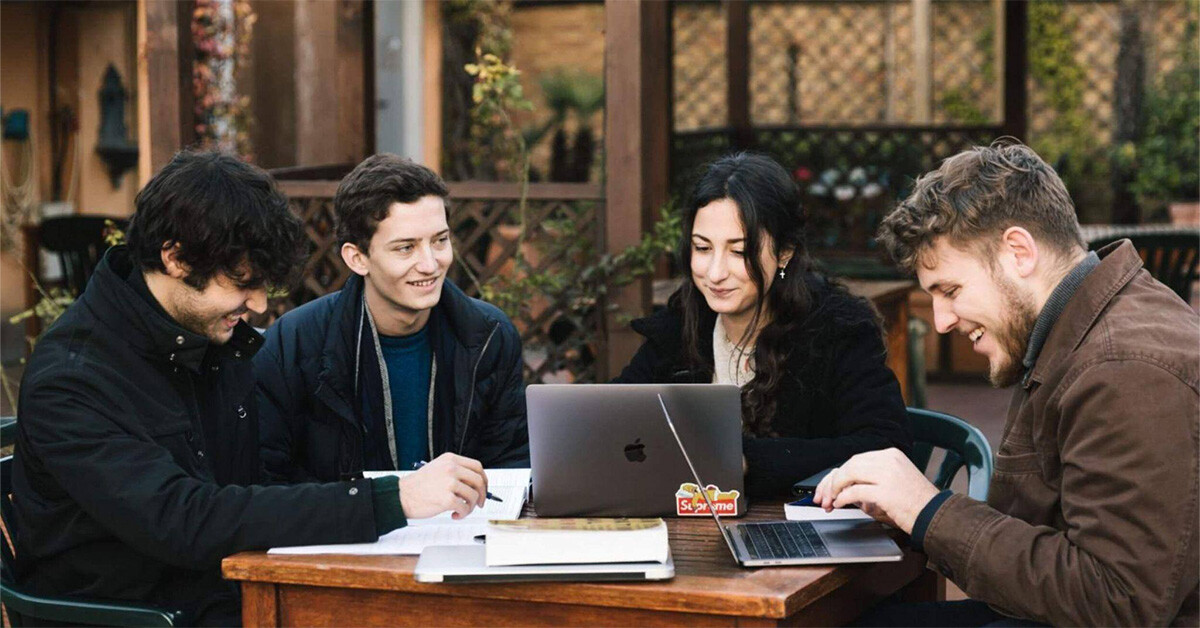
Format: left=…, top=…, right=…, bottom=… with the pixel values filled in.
left=273, top=180, right=606, bottom=384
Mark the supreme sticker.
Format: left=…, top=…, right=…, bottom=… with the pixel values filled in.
left=676, top=482, right=740, bottom=516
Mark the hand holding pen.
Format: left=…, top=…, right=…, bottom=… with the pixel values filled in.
left=397, top=453, right=491, bottom=520
left=414, top=459, right=502, bottom=502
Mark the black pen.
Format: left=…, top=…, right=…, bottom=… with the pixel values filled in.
left=412, top=460, right=503, bottom=502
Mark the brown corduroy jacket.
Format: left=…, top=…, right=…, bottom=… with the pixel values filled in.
left=923, top=241, right=1200, bottom=626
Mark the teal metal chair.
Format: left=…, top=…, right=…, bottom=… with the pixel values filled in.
left=907, top=408, right=994, bottom=501
left=1, top=447, right=187, bottom=625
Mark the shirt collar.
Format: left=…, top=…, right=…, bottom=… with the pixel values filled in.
left=1020, top=251, right=1100, bottom=383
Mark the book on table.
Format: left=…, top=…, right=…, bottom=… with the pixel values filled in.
left=484, top=518, right=669, bottom=567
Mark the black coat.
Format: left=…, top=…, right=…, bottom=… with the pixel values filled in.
left=11, top=247, right=380, bottom=625
left=254, top=273, right=529, bottom=484
left=614, top=274, right=912, bottom=498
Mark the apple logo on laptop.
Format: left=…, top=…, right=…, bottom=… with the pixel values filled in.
left=624, top=438, right=647, bottom=462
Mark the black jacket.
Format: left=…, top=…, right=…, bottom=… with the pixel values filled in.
left=254, top=273, right=529, bottom=483
left=614, top=274, right=912, bottom=498
left=11, top=247, right=380, bottom=625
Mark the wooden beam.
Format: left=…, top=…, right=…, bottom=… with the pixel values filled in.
left=1002, top=0, right=1028, bottom=140
left=336, top=0, right=367, bottom=165
left=912, top=0, right=932, bottom=123
left=725, top=0, right=751, bottom=147
left=603, top=0, right=670, bottom=379
left=422, top=0, right=443, bottom=172
left=137, top=0, right=184, bottom=181
left=294, top=0, right=339, bottom=166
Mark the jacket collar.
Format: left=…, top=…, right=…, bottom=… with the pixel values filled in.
left=82, top=246, right=261, bottom=373
left=1024, top=240, right=1144, bottom=388
left=319, top=274, right=500, bottom=397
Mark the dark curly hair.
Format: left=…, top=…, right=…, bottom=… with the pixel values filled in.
left=126, top=151, right=306, bottom=291
left=334, top=154, right=450, bottom=253
left=677, top=152, right=816, bottom=436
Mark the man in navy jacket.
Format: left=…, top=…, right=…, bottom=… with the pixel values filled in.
left=255, top=155, right=529, bottom=496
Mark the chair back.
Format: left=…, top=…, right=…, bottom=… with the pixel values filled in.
left=907, top=408, right=994, bottom=501
left=1087, top=232, right=1200, bottom=302
left=36, top=216, right=124, bottom=296
left=0, top=453, right=184, bottom=627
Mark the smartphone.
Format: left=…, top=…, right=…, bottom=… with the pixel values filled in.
left=791, top=467, right=835, bottom=498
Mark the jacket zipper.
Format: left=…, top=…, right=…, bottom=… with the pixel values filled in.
left=459, top=322, right=500, bottom=454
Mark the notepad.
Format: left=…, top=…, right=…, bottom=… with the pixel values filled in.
left=784, top=501, right=874, bottom=522
left=268, top=468, right=530, bottom=556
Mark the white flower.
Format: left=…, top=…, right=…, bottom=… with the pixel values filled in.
left=834, top=185, right=856, bottom=201
left=848, top=167, right=868, bottom=186
left=861, top=182, right=884, bottom=199
left=819, top=168, right=841, bottom=186
left=808, top=183, right=829, bottom=197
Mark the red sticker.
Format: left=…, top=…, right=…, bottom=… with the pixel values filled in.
left=676, top=482, right=740, bottom=516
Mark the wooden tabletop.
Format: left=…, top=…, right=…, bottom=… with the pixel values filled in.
left=223, top=502, right=928, bottom=621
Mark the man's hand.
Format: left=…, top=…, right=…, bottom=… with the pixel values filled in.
left=812, top=448, right=940, bottom=534
left=397, top=453, right=489, bottom=520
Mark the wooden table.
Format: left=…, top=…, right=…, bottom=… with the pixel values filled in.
left=223, top=502, right=936, bottom=627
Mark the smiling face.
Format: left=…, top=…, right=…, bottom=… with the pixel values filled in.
left=169, top=271, right=266, bottom=344
left=689, top=198, right=790, bottom=328
left=342, top=196, right=453, bottom=335
left=917, top=237, right=1040, bottom=387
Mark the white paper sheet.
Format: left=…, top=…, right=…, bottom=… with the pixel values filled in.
left=268, top=468, right=530, bottom=556
left=784, top=503, right=874, bottom=522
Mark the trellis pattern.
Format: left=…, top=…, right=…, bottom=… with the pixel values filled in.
left=273, top=181, right=605, bottom=384
left=673, top=1, right=727, bottom=131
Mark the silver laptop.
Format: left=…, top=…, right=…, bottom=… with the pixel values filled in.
left=528, top=384, right=746, bottom=518
left=656, top=394, right=903, bottom=567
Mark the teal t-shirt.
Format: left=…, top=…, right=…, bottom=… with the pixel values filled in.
left=378, top=327, right=432, bottom=470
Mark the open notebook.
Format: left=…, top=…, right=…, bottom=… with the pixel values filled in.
left=268, top=468, right=530, bottom=556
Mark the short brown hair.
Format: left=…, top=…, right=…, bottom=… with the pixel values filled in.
left=876, top=140, right=1084, bottom=274
left=334, top=154, right=450, bottom=253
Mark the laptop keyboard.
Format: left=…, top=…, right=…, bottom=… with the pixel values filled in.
left=738, top=521, right=831, bottom=560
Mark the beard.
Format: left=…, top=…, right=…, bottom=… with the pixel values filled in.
left=987, top=272, right=1039, bottom=388
left=173, top=300, right=247, bottom=345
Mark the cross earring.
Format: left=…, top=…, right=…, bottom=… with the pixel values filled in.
left=778, top=269, right=786, bottom=279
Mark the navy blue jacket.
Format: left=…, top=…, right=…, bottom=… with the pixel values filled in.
left=614, top=273, right=911, bottom=498
left=254, top=274, right=529, bottom=483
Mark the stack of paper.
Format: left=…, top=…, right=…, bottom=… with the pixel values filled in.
left=268, top=468, right=530, bottom=556
left=784, top=501, right=873, bottom=522
left=484, top=518, right=669, bottom=567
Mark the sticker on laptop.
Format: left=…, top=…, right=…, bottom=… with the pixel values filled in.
left=676, top=482, right=740, bottom=516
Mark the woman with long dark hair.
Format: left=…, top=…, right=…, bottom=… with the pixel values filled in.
left=614, top=152, right=911, bottom=499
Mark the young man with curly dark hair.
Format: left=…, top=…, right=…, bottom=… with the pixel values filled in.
left=254, top=155, right=528, bottom=512
left=9, top=152, right=442, bottom=626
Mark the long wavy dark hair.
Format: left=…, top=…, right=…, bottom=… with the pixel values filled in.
left=678, top=152, right=814, bottom=436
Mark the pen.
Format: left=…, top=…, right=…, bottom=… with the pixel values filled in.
left=412, top=460, right=503, bottom=502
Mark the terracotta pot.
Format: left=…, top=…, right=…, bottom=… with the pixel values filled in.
left=1169, top=201, right=1200, bottom=226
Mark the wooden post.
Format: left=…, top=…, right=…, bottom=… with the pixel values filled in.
left=725, top=0, right=751, bottom=148
left=137, top=0, right=185, bottom=181
left=294, top=0, right=338, bottom=166
left=336, top=0, right=368, bottom=165
left=602, top=0, right=670, bottom=379
left=422, top=0, right=443, bottom=172
left=912, top=0, right=932, bottom=124
left=1002, top=0, right=1028, bottom=140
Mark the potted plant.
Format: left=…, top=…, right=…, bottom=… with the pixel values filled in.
left=1127, top=19, right=1199, bottom=224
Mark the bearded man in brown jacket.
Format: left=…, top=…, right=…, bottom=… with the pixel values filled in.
left=815, top=141, right=1198, bottom=627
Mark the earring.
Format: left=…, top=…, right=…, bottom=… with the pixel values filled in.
left=778, top=268, right=786, bottom=279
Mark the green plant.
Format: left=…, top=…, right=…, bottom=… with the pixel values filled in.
left=1125, top=16, right=1200, bottom=206
left=1028, top=1, right=1109, bottom=189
